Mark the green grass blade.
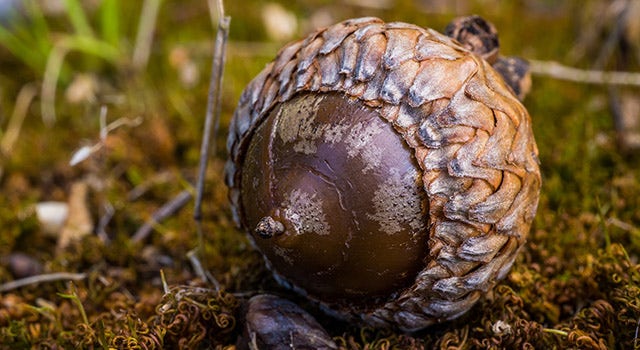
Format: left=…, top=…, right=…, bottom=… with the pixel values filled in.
left=100, top=0, right=120, bottom=47
left=0, top=25, right=44, bottom=73
left=40, top=35, right=121, bottom=124
left=63, top=0, right=94, bottom=38
left=63, top=36, right=121, bottom=62
left=22, top=0, right=51, bottom=56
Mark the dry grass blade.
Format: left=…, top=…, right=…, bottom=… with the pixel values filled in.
left=0, top=82, right=38, bottom=180
left=0, top=83, right=37, bottom=156
left=132, top=0, right=162, bottom=70
left=0, top=272, right=87, bottom=293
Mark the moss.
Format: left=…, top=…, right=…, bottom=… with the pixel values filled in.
left=1, top=0, right=640, bottom=348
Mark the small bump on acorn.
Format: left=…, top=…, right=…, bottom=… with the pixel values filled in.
left=254, top=216, right=285, bottom=239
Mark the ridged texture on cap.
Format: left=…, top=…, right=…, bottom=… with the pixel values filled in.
left=225, top=17, right=541, bottom=331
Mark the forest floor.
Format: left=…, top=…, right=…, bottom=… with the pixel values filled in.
left=1, top=0, right=639, bottom=348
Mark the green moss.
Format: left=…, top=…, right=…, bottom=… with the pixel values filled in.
left=1, top=0, right=640, bottom=348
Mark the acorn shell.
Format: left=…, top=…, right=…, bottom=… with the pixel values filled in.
left=225, top=17, right=541, bottom=331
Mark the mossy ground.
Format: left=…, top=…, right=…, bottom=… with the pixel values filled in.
left=1, top=0, right=639, bottom=349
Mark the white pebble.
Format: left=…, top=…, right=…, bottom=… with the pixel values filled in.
left=35, top=201, right=69, bottom=236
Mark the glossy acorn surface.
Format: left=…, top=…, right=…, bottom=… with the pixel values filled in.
left=240, top=92, right=428, bottom=300
left=225, top=17, right=541, bottom=331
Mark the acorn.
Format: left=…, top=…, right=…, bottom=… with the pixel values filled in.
left=238, top=294, right=338, bottom=350
left=225, top=16, right=541, bottom=332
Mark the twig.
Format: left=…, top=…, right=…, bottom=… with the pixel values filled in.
left=0, top=272, right=87, bottom=293
left=96, top=202, right=115, bottom=243
left=187, top=249, right=221, bottom=291
left=566, top=1, right=607, bottom=63
left=104, top=115, right=143, bottom=134
left=607, top=217, right=639, bottom=232
left=191, top=0, right=229, bottom=292
left=194, top=0, right=230, bottom=222
left=529, top=59, right=640, bottom=87
left=592, top=1, right=628, bottom=69
left=132, top=0, right=162, bottom=70
left=69, top=110, right=142, bottom=166
left=131, top=190, right=193, bottom=243
left=127, top=170, right=175, bottom=201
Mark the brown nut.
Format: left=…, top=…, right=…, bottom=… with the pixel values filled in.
left=238, top=294, right=337, bottom=350
left=225, top=17, right=541, bottom=332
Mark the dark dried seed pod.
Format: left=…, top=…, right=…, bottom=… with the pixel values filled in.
left=225, top=17, right=541, bottom=332
left=238, top=294, right=337, bottom=350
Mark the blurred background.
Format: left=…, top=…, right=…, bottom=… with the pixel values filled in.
left=0, top=0, right=639, bottom=348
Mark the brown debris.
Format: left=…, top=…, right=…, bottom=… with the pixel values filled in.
left=57, top=181, right=94, bottom=251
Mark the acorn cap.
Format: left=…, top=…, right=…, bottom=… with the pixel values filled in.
left=226, top=17, right=541, bottom=332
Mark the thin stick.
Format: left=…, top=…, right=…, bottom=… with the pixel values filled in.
left=186, top=249, right=221, bottom=291
left=96, top=202, right=115, bottom=243
left=131, top=190, right=192, bottom=243
left=529, top=59, right=640, bottom=87
left=194, top=0, right=230, bottom=222
left=191, top=0, right=229, bottom=290
left=0, top=272, right=87, bottom=293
